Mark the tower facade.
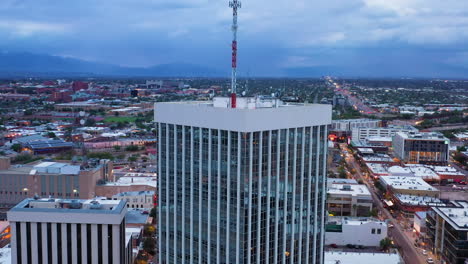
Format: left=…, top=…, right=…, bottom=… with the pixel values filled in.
left=156, top=97, right=332, bottom=264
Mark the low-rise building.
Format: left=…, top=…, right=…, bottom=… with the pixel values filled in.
left=426, top=201, right=468, bottom=264
left=352, top=125, right=418, bottom=141
left=327, top=184, right=373, bottom=217
left=380, top=176, right=439, bottom=198
left=112, top=191, right=155, bottom=209
left=0, top=159, right=113, bottom=219
left=380, top=176, right=444, bottom=216
left=325, top=217, right=388, bottom=247
left=393, top=132, right=450, bottom=165
left=324, top=252, right=403, bottom=264
left=331, top=119, right=381, bottom=132
left=7, top=198, right=132, bottom=264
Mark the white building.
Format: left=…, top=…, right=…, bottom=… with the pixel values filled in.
left=380, top=176, right=439, bottom=197
left=112, top=190, right=155, bottom=209
left=327, top=184, right=373, bottom=217
left=351, top=125, right=418, bottom=141
left=155, top=97, right=332, bottom=264
left=7, top=198, right=132, bottom=264
left=331, top=119, right=380, bottom=132
left=325, top=217, right=388, bottom=247
left=324, top=251, right=403, bottom=264
left=0, top=248, right=11, bottom=264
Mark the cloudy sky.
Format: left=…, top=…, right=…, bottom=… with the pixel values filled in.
left=1, top=0, right=468, bottom=77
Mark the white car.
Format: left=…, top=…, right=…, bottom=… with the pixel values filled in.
left=422, top=250, right=427, bottom=255
left=426, top=258, right=434, bottom=264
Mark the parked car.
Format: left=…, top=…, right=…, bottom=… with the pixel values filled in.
left=426, top=258, right=434, bottom=264
left=329, top=244, right=338, bottom=248
left=422, top=250, right=427, bottom=255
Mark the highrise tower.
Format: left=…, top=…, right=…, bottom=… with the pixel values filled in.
left=156, top=97, right=332, bottom=264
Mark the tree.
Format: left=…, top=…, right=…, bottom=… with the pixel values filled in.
left=368, top=208, right=378, bottom=217
left=149, top=207, right=156, bottom=218
left=143, top=224, right=156, bottom=237
left=87, top=152, right=114, bottom=160
left=128, top=156, right=138, bottom=162
left=453, top=152, right=467, bottom=166
left=142, top=237, right=156, bottom=255
left=11, top=144, right=21, bottom=152
left=47, top=132, right=56, bottom=138
left=380, top=238, right=392, bottom=251
left=113, top=145, right=121, bottom=151
left=24, top=109, right=34, bottom=116
left=84, top=118, right=96, bottom=127
left=338, top=165, right=347, bottom=179
left=125, top=145, right=139, bottom=151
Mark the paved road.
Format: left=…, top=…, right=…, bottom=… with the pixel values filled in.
left=340, top=144, right=427, bottom=264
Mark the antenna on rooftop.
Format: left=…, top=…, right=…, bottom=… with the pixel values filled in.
left=229, top=0, right=241, bottom=108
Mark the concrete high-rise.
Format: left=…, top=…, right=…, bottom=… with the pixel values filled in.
left=155, top=97, right=332, bottom=264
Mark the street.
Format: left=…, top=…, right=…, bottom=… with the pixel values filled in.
left=340, top=144, right=431, bottom=264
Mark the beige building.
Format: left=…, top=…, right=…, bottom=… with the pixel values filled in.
left=112, top=191, right=155, bottom=209
left=327, top=184, right=373, bottom=217
left=0, top=158, right=113, bottom=219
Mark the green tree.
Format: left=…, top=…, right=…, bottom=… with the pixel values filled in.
left=47, top=132, right=56, bottom=138
left=338, top=165, right=347, bottom=178
left=128, top=156, right=137, bottom=162
left=11, top=144, right=21, bottom=152
left=368, top=208, right=378, bottom=217
left=380, top=238, right=392, bottom=251
left=125, top=145, right=139, bottom=151
left=113, top=145, right=121, bottom=151
left=149, top=207, right=156, bottom=218
left=453, top=152, right=467, bottom=166
left=87, top=152, right=114, bottom=160
left=142, top=237, right=156, bottom=255
left=84, top=118, right=96, bottom=126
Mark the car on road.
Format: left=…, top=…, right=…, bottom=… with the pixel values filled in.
left=422, top=250, right=427, bottom=255
left=388, top=224, right=394, bottom=228
left=426, top=258, right=434, bottom=263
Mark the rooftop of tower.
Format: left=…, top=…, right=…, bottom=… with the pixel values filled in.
left=154, top=97, right=332, bottom=132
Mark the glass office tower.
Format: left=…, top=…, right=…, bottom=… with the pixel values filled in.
left=156, top=97, right=332, bottom=264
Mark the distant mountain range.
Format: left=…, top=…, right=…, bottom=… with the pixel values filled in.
left=0, top=52, right=225, bottom=78
left=0, top=51, right=467, bottom=78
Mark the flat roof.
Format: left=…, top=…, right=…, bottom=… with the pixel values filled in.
left=362, top=154, right=393, bottom=163
left=9, top=198, right=125, bottom=214
left=328, top=216, right=386, bottom=226
left=155, top=98, right=332, bottom=132
left=125, top=209, right=150, bottom=224
left=332, top=118, right=379, bottom=123
left=114, top=190, right=155, bottom=197
left=327, top=184, right=371, bottom=197
left=366, top=163, right=390, bottom=175
left=395, top=194, right=444, bottom=206
left=327, top=178, right=358, bottom=185
left=380, top=176, right=438, bottom=191
left=432, top=201, right=468, bottom=230
left=324, top=251, right=402, bottom=264
left=396, top=131, right=449, bottom=141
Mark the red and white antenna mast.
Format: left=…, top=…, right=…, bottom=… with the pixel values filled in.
left=229, top=0, right=241, bottom=108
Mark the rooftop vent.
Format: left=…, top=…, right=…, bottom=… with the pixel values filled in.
left=89, top=200, right=102, bottom=209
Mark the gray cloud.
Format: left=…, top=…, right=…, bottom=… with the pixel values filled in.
left=0, top=0, right=467, bottom=76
